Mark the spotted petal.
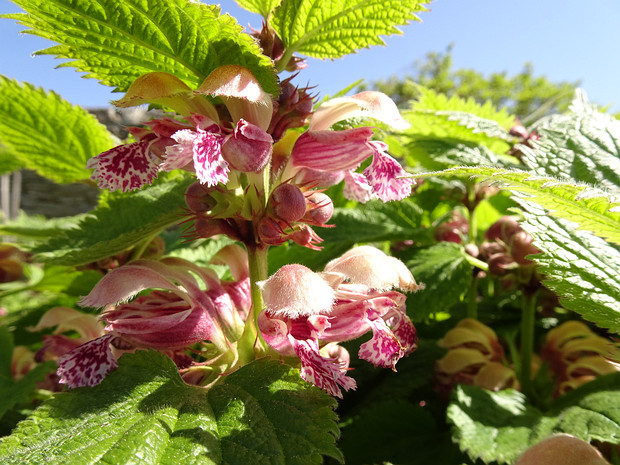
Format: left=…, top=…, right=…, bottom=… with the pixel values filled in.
left=292, top=338, right=356, bottom=398
left=86, top=140, right=159, bottom=192
left=358, top=318, right=406, bottom=370
left=363, top=142, right=414, bottom=202
left=57, top=333, right=117, bottom=388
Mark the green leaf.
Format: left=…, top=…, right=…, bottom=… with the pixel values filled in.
left=520, top=203, right=620, bottom=333
left=235, top=0, right=281, bottom=18
left=420, top=166, right=620, bottom=245
left=397, top=242, right=473, bottom=321
left=523, top=89, right=620, bottom=191
left=0, top=145, right=24, bottom=176
left=0, top=351, right=341, bottom=464
left=0, top=77, right=115, bottom=183
left=272, top=0, right=426, bottom=59
left=0, top=362, right=57, bottom=421
left=5, top=0, right=278, bottom=96
left=447, top=386, right=543, bottom=465
left=448, top=374, right=620, bottom=465
left=538, top=372, right=620, bottom=443
left=401, top=87, right=515, bottom=157
left=32, top=177, right=194, bottom=266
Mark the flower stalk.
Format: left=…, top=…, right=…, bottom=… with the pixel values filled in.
left=519, top=290, right=538, bottom=396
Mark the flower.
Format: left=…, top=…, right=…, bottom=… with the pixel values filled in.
left=87, top=66, right=274, bottom=193
left=257, top=246, right=421, bottom=397
left=281, top=91, right=414, bottom=203
left=56, top=249, right=251, bottom=389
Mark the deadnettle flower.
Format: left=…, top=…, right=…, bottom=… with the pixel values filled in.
left=541, top=321, right=620, bottom=397
left=282, top=91, right=413, bottom=203
left=257, top=246, right=421, bottom=397
left=57, top=247, right=250, bottom=389
left=87, top=66, right=274, bottom=193
left=435, top=318, right=519, bottom=393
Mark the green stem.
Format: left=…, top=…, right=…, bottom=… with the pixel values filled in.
left=244, top=242, right=269, bottom=351
left=466, top=276, right=478, bottom=319
left=519, top=291, right=538, bottom=396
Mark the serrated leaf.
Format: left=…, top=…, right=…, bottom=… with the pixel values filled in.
left=420, top=166, right=620, bottom=245
left=404, top=139, right=508, bottom=171
left=235, top=0, right=281, bottom=18
left=0, top=362, right=57, bottom=421
left=32, top=177, right=194, bottom=266
left=523, top=90, right=620, bottom=191
left=5, top=0, right=278, bottom=96
left=448, top=386, right=541, bottom=464
left=397, top=242, right=473, bottom=321
left=0, top=77, right=115, bottom=183
left=0, top=351, right=341, bottom=464
left=537, top=372, right=620, bottom=443
left=449, top=374, right=620, bottom=465
left=401, top=87, right=515, bottom=157
left=520, top=202, right=620, bottom=332
left=272, top=0, right=426, bottom=59
left=0, top=145, right=24, bottom=176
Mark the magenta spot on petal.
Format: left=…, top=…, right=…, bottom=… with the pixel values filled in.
left=57, top=333, right=118, bottom=388
left=87, top=141, right=159, bottom=192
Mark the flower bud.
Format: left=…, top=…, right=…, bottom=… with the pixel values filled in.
left=510, top=231, right=540, bottom=265
left=303, top=191, right=334, bottom=225
left=269, top=183, right=307, bottom=223
left=515, top=435, right=610, bottom=465
left=485, top=216, right=521, bottom=242
left=184, top=182, right=217, bottom=213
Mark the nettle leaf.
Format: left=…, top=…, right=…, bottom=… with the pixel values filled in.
left=523, top=90, right=620, bottom=191
left=420, top=166, right=620, bottom=245
left=272, top=0, right=426, bottom=59
left=520, top=202, right=620, bottom=332
left=537, top=372, right=620, bottom=443
left=0, top=77, right=115, bottom=183
left=447, top=386, right=542, bottom=464
left=404, top=139, right=513, bottom=171
left=0, top=145, right=24, bottom=176
left=0, top=351, right=341, bottom=464
left=397, top=242, right=473, bottom=322
left=32, top=177, right=194, bottom=266
left=448, top=374, right=620, bottom=465
left=235, top=0, right=281, bottom=18
left=5, top=0, right=278, bottom=96
left=268, top=198, right=425, bottom=272
left=402, top=87, right=515, bottom=156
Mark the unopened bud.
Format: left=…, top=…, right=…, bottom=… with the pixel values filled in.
left=270, top=183, right=307, bottom=223
left=303, top=192, right=334, bottom=225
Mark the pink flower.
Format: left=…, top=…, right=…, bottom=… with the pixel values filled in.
left=57, top=251, right=250, bottom=389
left=283, top=91, right=413, bottom=203
left=87, top=66, right=274, bottom=192
left=257, top=246, right=422, bottom=397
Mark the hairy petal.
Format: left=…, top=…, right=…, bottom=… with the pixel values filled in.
left=290, top=127, right=375, bottom=172
left=86, top=140, right=159, bottom=192
left=57, top=333, right=118, bottom=388
left=363, top=142, right=414, bottom=202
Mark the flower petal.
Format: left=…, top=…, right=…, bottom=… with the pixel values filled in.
left=292, top=338, right=356, bottom=398
left=57, top=333, right=118, bottom=388
left=363, top=142, right=414, bottom=202
left=291, top=128, right=375, bottom=172
left=358, top=318, right=406, bottom=370
left=343, top=170, right=374, bottom=203
left=86, top=140, right=159, bottom=192
left=309, top=91, right=409, bottom=131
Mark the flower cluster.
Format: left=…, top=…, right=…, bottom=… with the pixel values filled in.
left=86, top=66, right=414, bottom=249
left=434, top=318, right=519, bottom=394
left=541, top=320, right=620, bottom=397
left=54, top=245, right=251, bottom=388
left=258, top=245, right=422, bottom=397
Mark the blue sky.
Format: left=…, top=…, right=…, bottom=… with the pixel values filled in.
left=1, top=0, right=619, bottom=112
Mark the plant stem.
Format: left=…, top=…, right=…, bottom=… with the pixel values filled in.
left=245, top=242, right=269, bottom=350
left=466, top=276, right=478, bottom=319
left=519, top=291, right=538, bottom=396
